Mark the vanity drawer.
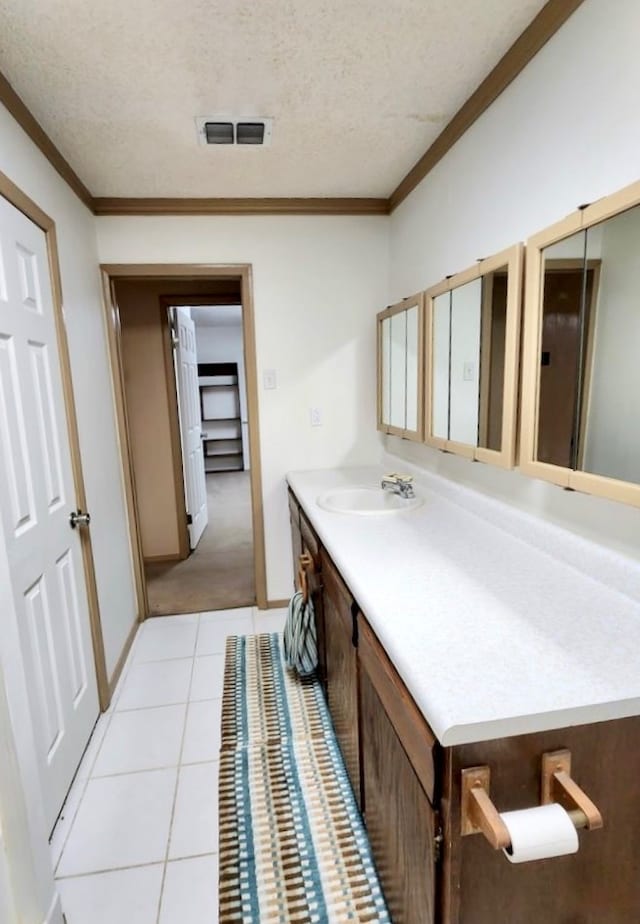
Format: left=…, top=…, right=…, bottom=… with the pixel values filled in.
left=359, top=615, right=436, bottom=803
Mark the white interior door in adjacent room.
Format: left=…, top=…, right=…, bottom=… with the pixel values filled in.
left=174, top=307, right=208, bottom=549
left=0, top=194, right=99, bottom=832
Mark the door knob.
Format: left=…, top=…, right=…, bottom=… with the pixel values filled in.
left=69, top=509, right=91, bottom=529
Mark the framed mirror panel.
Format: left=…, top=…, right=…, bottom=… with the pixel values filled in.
left=520, top=179, right=640, bottom=507
left=377, top=293, right=424, bottom=441
left=424, top=244, right=523, bottom=468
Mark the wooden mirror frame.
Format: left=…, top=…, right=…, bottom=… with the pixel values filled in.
left=376, top=293, right=425, bottom=442
left=520, top=178, right=640, bottom=507
left=424, top=243, right=523, bottom=468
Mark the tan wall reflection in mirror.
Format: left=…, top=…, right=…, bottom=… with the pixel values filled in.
left=377, top=293, right=424, bottom=441
left=521, top=179, right=640, bottom=506
left=425, top=244, right=523, bottom=468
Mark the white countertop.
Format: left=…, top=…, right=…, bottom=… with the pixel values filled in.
left=287, top=460, right=640, bottom=746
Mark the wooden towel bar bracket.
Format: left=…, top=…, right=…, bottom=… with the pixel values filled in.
left=461, top=748, right=603, bottom=850
left=297, top=552, right=314, bottom=603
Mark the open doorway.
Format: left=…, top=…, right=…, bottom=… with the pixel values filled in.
left=100, top=266, right=267, bottom=619
left=145, top=303, right=255, bottom=614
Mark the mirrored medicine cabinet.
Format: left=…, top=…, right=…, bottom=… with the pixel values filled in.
left=520, top=179, right=640, bottom=507
left=424, top=244, right=523, bottom=468
left=377, top=293, right=424, bottom=440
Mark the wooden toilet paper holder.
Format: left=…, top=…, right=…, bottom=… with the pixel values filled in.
left=461, top=749, right=603, bottom=850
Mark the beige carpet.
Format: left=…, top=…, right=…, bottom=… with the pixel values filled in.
left=145, top=471, right=255, bottom=616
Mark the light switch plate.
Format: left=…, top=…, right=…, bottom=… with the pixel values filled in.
left=263, top=369, right=277, bottom=390
left=310, top=407, right=323, bottom=427
left=463, top=362, right=475, bottom=382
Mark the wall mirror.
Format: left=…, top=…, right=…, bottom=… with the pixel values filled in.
left=520, top=179, right=640, bottom=506
left=424, top=244, right=523, bottom=468
left=377, top=293, right=424, bottom=440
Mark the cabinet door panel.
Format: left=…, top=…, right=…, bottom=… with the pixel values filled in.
left=300, top=509, right=326, bottom=685
left=449, top=717, right=640, bottom=924
left=359, top=618, right=436, bottom=802
left=288, top=489, right=302, bottom=580
left=360, top=667, right=437, bottom=924
left=322, top=548, right=361, bottom=806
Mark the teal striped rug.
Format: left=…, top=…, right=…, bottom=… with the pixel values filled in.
left=219, top=633, right=391, bottom=923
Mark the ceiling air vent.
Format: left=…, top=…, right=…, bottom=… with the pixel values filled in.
left=196, top=116, right=273, bottom=147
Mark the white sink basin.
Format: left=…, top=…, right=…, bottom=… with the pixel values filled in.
left=316, top=486, right=423, bottom=515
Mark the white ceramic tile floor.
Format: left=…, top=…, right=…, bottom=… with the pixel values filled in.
left=134, top=622, right=198, bottom=663
left=169, top=761, right=220, bottom=859
left=57, top=864, right=164, bottom=924
left=190, top=654, right=226, bottom=701
left=159, top=855, right=219, bottom=924
left=115, top=658, right=193, bottom=711
left=196, top=613, right=254, bottom=655
left=92, top=705, right=186, bottom=777
left=182, top=699, right=222, bottom=764
left=53, top=606, right=287, bottom=923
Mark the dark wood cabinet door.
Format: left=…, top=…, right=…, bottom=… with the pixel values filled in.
left=321, top=550, right=361, bottom=806
left=288, top=489, right=302, bottom=584
left=360, top=665, right=437, bottom=924
left=444, top=717, right=640, bottom=924
left=300, top=511, right=326, bottom=687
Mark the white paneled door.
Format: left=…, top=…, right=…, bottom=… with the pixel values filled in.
left=0, top=195, right=98, bottom=832
left=174, top=308, right=208, bottom=549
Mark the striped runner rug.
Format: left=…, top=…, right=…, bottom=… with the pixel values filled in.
left=219, top=633, right=391, bottom=923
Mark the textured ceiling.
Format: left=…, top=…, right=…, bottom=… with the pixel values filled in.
left=0, top=0, right=548, bottom=198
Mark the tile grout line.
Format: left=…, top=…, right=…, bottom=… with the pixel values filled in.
left=112, top=692, right=222, bottom=715
left=54, top=849, right=219, bottom=882
left=155, top=611, right=203, bottom=924
left=51, top=627, right=141, bottom=879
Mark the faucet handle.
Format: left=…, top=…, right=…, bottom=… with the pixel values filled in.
left=383, top=472, right=413, bottom=483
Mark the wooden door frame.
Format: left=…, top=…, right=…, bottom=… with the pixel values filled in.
left=100, top=264, right=268, bottom=611
left=0, top=169, right=109, bottom=709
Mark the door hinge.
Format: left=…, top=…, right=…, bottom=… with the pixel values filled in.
left=186, top=513, right=193, bottom=525
left=350, top=600, right=359, bottom=648
left=434, top=813, right=444, bottom=863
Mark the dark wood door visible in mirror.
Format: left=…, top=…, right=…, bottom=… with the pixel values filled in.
left=360, top=665, right=437, bottom=924
left=479, top=272, right=507, bottom=452
left=537, top=261, right=600, bottom=469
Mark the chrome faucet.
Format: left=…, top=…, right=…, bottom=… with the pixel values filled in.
left=381, top=473, right=415, bottom=499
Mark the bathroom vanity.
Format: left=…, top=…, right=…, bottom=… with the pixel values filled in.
left=287, top=466, right=640, bottom=924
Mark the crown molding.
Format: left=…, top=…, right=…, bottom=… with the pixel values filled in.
left=92, top=197, right=390, bottom=216
left=0, top=0, right=585, bottom=218
left=0, top=71, right=94, bottom=210
left=388, top=0, right=587, bottom=212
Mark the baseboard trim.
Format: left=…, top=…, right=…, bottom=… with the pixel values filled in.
left=106, top=616, right=140, bottom=706
left=264, top=599, right=290, bottom=610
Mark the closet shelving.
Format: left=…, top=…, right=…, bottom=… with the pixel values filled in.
left=198, top=362, right=244, bottom=472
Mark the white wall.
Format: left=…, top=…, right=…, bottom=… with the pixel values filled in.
left=387, top=0, right=640, bottom=562
left=0, top=106, right=138, bottom=676
left=96, top=215, right=388, bottom=600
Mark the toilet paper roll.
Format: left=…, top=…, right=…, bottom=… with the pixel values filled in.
left=501, top=803, right=579, bottom=864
